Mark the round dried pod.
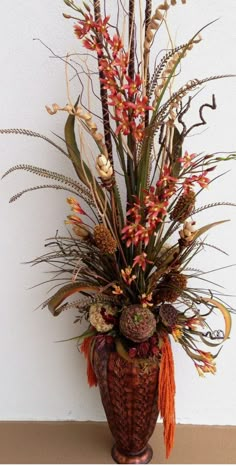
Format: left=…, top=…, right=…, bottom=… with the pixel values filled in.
left=72, top=224, right=90, bottom=240
left=154, top=272, right=187, bottom=304
left=159, top=304, right=178, bottom=328
left=119, top=305, right=156, bottom=343
left=170, top=190, right=195, bottom=223
left=94, top=224, right=117, bottom=255
left=89, top=303, right=117, bottom=333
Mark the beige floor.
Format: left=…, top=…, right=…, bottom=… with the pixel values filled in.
left=0, top=422, right=235, bottom=464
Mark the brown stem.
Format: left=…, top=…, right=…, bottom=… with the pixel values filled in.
left=128, top=0, right=135, bottom=81
left=111, top=191, right=127, bottom=267
left=127, top=0, right=137, bottom=188
left=144, top=0, right=152, bottom=126
left=93, top=0, right=113, bottom=161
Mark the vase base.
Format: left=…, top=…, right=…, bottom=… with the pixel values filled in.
left=111, top=444, right=153, bottom=464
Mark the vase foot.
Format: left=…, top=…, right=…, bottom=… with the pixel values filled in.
left=111, top=444, right=153, bottom=464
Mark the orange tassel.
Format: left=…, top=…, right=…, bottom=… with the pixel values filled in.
left=80, top=336, right=97, bottom=387
left=158, top=334, right=176, bottom=459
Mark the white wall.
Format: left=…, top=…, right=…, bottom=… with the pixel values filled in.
left=0, top=0, right=236, bottom=424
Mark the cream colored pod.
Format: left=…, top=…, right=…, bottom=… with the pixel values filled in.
left=96, top=154, right=113, bottom=180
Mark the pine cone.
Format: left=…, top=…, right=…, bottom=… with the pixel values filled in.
left=154, top=272, right=187, bottom=304
left=119, top=305, right=156, bottom=343
left=159, top=304, right=178, bottom=328
left=94, top=224, right=117, bottom=254
left=170, top=190, right=195, bottom=223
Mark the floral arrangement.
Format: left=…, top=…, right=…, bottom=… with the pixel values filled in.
left=2, top=0, right=235, bottom=459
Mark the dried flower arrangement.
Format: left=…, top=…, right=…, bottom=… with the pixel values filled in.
left=2, top=0, right=236, bottom=461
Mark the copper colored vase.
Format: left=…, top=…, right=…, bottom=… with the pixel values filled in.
left=93, top=338, right=159, bottom=464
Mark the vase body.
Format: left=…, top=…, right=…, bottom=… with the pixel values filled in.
left=93, top=338, right=159, bottom=464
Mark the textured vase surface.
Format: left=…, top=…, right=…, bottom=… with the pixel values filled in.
left=93, top=338, right=159, bottom=464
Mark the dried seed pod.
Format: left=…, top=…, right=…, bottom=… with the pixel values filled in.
left=72, top=224, right=90, bottom=240
left=119, top=305, right=156, bottom=343
left=159, top=303, right=178, bottom=328
left=96, top=154, right=113, bottom=181
left=154, top=272, right=187, bottom=304
left=93, top=224, right=117, bottom=255
left=89, top=303, right=117, bottom=332
left=170, top=190, right=195, bottom=223
left=179, top=220, right=196, bottom=244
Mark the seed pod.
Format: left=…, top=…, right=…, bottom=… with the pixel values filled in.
left=96, top=154, right=113, bottom=181
left=94, top=224, right=117, bottom=255
left=89, top=304, right=117, bottom=332
left=170, top=190, right=195, bottom=223
left=119, top=305, right=156, bottom=343
left=154, top=272, right=187, bottom=304
left=159, top=303, right=178, bottom=328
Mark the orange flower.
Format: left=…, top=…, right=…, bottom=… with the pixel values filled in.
left=121, top=266, right=136, bottom=285
left=67, top=197, right=86, bottom=215
left=65, top=215, right=82, bottom=226
left=140, top=293, right=153, bottom=308
left=112, top=285, right=123, bottom=295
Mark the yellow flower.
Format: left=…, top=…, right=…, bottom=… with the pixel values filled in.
left=172, top=326, right=183, bottom=342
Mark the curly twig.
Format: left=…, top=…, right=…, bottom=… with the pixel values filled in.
left=185, top=94, right=217, bottom=136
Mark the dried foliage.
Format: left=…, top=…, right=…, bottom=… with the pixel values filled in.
left=2, top=1, right=236, bottom=459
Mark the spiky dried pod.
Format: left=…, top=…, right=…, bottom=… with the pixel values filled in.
left=170, top=190, right=195, bottom=223
left=154, top=272, right=187, bottom=304
left=159, top=303, right=178, bottom=328
left=96, top=154, right=113, bottom=181
left=119, top=305, right=156, bottom=342
left=93, top=224, right=117, bottom=254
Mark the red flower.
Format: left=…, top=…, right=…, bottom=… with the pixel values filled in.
left=133, top=253, right=153, bottom=271
left=134, top=225, right=151, bottom=247
left=74, top=14, right=95, bottom=39
left=131, top=122, right=145, bottom=142
left=109, top=93, right=127, bottom=113
left=100, top=76, right=117, bottom=91
left=184, top=171, right=210, bottom=191
left=157, top=165, right=178, bottom=187
left=144, top=189, right=168, bottom=225
left=115, top=111, right=131, bottom=136
left=99, top=59, right=116, bottom=77
left=128, top=96, right=154, bottom=118
left=83, top=37, right=103, bottom=56
left=95, top=16, right=110, bottom=39
left=121, top=223, right=139, bottom=247
left=126, top=199, right=142, bottom=222
left=178, top=150, right=196, bottom=168
left=108, top=34, right=123, bottom=57
left=123, top=74, right=142, bottom=96
left=113, top=52, right=129, bottom=73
